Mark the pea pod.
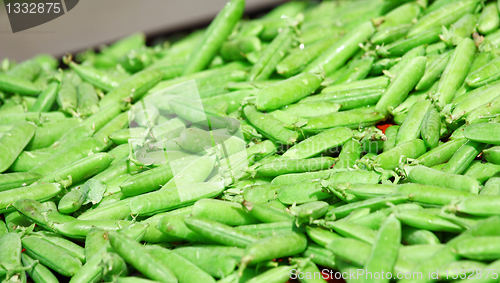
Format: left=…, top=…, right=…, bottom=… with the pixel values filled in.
left=465, top=57, right=500, bottom=88
left=0, top=122, right=36, bottom=173
left=436, top=37, right=476, bottom=109
left=173, top=246, right=239, bottom=278
left=0, top=73, right=41, bottom=96
left=0, top=183, right=61, bottom=213
left=0, top=172, right=41, bottom=192
left=375, top=139, right=426, bottom=170
left=21, top=253, right=59, bottom=283
left=416, top=138, right=466, bottom=167
left=441, top=140, right=485, bottom=174
left=396, top=100, right=432, bottom=145
left=243, top=105, right=298, bottom=145
left=478, top=2, right=500, bottom=35
left=249, top=27, right=294, bottom=81
left=30, top=81, right=59, bottom=112
left=406, top=165, right=480, bottom=194
left=415, top=51, right=451, bottom=91
left=304, top=21, right=375, bottom=75
left=184, top=0, right=244, bottom=74
left=378, top=28, right=441, bottom=57
left=77, top=82, right=100, bottom=117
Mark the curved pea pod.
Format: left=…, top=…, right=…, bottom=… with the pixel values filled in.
left=382, top=125, right=399, bottom=153
left=376, top=56, right=427, bottom=116
left=322, top=221, right=376, bottom=245
left=484, top=146, right=500, bottom=165
left=305, top=226, right=341, bottom=248
left=402, top=227, right=441, bottom=245
left=326, top=195, right=409, bottom=220
left=408, top=0, right=479, bottom=37
left=119, top=165, right=173, bottom=197
left=0, top=122, right=36, bottom=173
left=370, top=58, right=399, bottom=76
left=283, top=127, right=352, bottom=159
left=465, top=57, right=500, bottom=88
left=396, top=183, right=473, bottom=206
left=466, top=96, right=500, bottom=125
left=191, top=199, right=259, bottom=226
left=32, top=231, right=85, bottom=264
left=9, top=150, right=53, bottom=173
left=0, top=73, right=41, bottom=96
left=322, top=76, right=389, bottom=92
left=0, top=183, right=62, bottom=213
left=13, top=199, right=74, bottom=232
left=387, top=45, right=426, bottom=77
left=169, top=97, right=237, bottom=130
left=183, top=217, right=260, bottom=248
left=77, top=82, right=100, bottom=117
left=277, top=36, right=340, bottom=77
left=156, top=214, right=211, bottom=243
left=270, top=169, right=342, bottom=186
left=77, top=197, right=131, bottom=221
left=256, top=73, right=322, bottom=112
left=333, top=56, right=374, bottom=85
left=0, top=111, right=66, bottom=126
left=7, top=59, right=42, bottom=81
left=379, top=28, right=442, bottom=57
left=255, top=157, right=335, bottom=177
left=416, top=138, right=466, bottom=167
left=337, top=139, right=362, bottom=169
left=302, top=88, right=384, bottom=110
left=436, top=38, right=476, bottom=109
left=39, top=153, right=114, bottom=187
left=243, top=105, right=298, bottom=145
left=183, top=0, right=244, bottom=74
left=107, top=232, right=177, bottom=283
left=454, top=236, right=500, bottom=261
left=415, top=52, right=451, bottom=91
left=441, top=140, right=485, bottom=175
left=406, top=165, right=480, bottom=194
left=420, top=106, right=441, bottom=149
left=377, top=1, right=422, bottom=27
left=280, top=101, right=340, bottom=119
left=478, top=2, right=500, bottom=35
left=395, top=209, right=464, bottom=233
left=173, top=246, right=238, bottom=278
left=289, top=201, right=328, bottom=226
left=99, top=69, right=163, bottom=107
left=304, top=21, right=375, bottom=75
left=325, top=238, right=370, bottom=267
left=109, top=127, right=147, bottom=145
left=374, top=139, right=426, bottom=170
left=301, top=106, right=383, bottom=133
left=58, top=187, right=86, bottom=214
left=129, top=181, right=224, bottom=216
left=22, top=236, right=82, bottom=277
left=396, top=100, right=432, bottom=145
left=54, top=220, right=130, bottom=240
left=371, top=24, right=412, bottom=46
left=452, top=195, right=500, bottom=217
left=239, top=232, right=307, bottom=270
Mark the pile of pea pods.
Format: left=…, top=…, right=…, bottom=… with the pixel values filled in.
left=3, top=0, right=500, bottom=282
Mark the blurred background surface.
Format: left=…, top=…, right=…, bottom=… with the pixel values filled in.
left=0, top=0, right=284, bottom=61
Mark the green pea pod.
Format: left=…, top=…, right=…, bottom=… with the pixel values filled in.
left=146, top=245, right=216, bottom=283
left=383, top=125, right=399, bottom=152
left=0, top=73, right=41, bottom=96
left=436, top=37, right=476, bottom=109
left=406, top=165, right=480, bottom=194
left=401, top=226, right=441, bottom=245
left=39, top=153, right=114, bottom=187
left=173, top=246, right=239, bottom=278
left=302, top=88, right=384, bottom=110
left=465, top=57, right=500, bottom=88
left=466, top=95, right=500, bottom=125
left=277, top=36, right=340, bottom=77
left=480, top=177, right=500, bottom=196
left=244, top=105, right=298, bottom=145
left=99, top=69, right=163, bottom=107
left=478, top=2, right=500, bottom=35
left=302, top=108, right=385, bottom=133
left=32, top=231, right=86, bottom=263
left=250, top=27, right=294, bottom=81
left=371, top=24, right=412, bottom=46
left=57, top=75, right=78, bottom=115
left=220, top=36, right=261, bottom=61
left=484, top=146, right=500, bottom=165
left=441, top=140, right=485, bottom=174
left=375, top=139, right=426, bottom=170
left=377, top=2, right=421, bottom=29
left=130, top=181, right=224, bottom=216
left=283, top=127, right=352, bottom=159
left=184, top=217, right=259, bottom=248
left=408, top=0, right=479, bottom=37
left=420, top=106, right=441, bottom=149
left=107, top=231, right=177, bottom=283
left=70, top=62, right=122, bottom=92
left=0, top=172, right=41, bottom=192
left=370, top=58, right=399, bottom=75
left=0, top=122, right=36, bottom=173
left=192, top=199, right=259, bottom=226
left=415, top=51, right=451, bottom=91
left=1, top=184, right=63, bottom=215
left=22, top=236, right=82, bottom=277
left=256, top=72, right=322, bottom=112
left=156, top=214, right=214, bottom=243
left=378, top=28, right=441, bottom=57
left=21, top=253, right=58, bottom=283
left=184, top=0, right=244, bottom=74
left=321, top=76, right=389, bottom=93
left=93, top=112, right=129, bottom=151
left=77, top=82, right=100, bottom=117
left=6, top=59, right=41, bottom=81
left=280, top=101, right=340, bottom=118
left=256, top=157, right=335, bottom=177
left=396, top=100, right=432, bottom=145
left=58, top=188, right=86, bottom=214
left=387, top=45, right=426, bottom=76
left=376, top=56, right=427, bottom=116
left=416, top=138, right=466, bottom=167
left=29, top=81, right=59, bottom=112
left=304, top=21, right=375, bottom=75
